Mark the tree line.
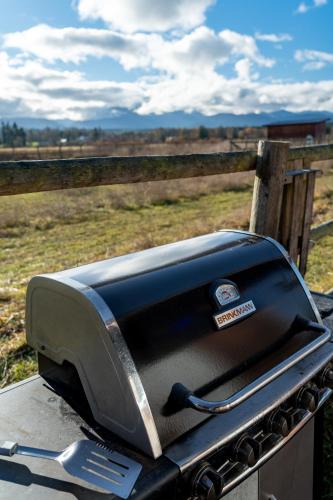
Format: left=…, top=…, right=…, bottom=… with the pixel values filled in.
left=0, top=121, right=272, bottom=148
left=0, top=123, right=104, bottom=147
left=1, top=122, right=27, bottom=147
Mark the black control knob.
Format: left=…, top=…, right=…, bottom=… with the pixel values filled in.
left=232, top=435, right=259, bottom=467
left=320, top=365, right=333, bottom=389
left=296, top=387, right=319, bottom=412
left=191, top=463, right=224, bottom=500
left=266, top=409, right=289, bottom=437
left=236, top=441, right=256, bottom=467
left=197, top=474, right=218, bottom=500
left=280, top=407, right=304, bottom=429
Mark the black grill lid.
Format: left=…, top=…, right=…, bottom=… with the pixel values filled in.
left=26, top=231, right=322, bottom=457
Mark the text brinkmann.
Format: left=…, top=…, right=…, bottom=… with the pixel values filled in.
left=214, top=300, right=256, bottom=329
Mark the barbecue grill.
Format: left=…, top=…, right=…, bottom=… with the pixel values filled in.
left=24, top=230, right=333, bottom=499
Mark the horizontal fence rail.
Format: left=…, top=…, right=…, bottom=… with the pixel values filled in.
left=0, top=150, right=257, bottom=196
left=0, top=141, right=333, bottom=266
left=1, top=143, right=333, bottom=197
left=310, top=219, right=333, bottom=241
left=288, top=143, right=333, bottom=163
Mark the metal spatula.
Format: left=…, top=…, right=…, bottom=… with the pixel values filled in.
left=0, top=439, right=142, bottom=498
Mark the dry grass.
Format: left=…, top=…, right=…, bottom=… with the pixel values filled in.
left=0, top=139, right=239, bottom=161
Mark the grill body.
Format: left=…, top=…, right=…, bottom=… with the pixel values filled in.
left=26, top=230, right=325, bottom=461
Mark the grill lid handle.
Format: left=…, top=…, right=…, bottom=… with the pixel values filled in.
left=170, top=321, right=331, bottom=414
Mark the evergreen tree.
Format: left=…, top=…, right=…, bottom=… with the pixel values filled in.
left=198, top=125, right=209, bottom=140
left=0, top=122, right=26, bottom=147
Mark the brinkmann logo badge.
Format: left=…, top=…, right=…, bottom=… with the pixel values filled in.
left=214, top=300, right=256, bottom=330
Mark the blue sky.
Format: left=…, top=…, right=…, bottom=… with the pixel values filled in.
left=0, top=0, right=332, bottom=120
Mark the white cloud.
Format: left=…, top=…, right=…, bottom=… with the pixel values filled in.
left=255, top=32, right=293, bottom=43
left=76, top=0, right=215, bottom=33
left=0, top=13, right=332, bottom=120
left=0, top=48, right=333, bottom=119
left=254, top=80, right=333, bottom=114
left=297, top=0, right=328, bottom=13
left=234, top=58, right=258, bottom=81
left=218, top=29, right=274, bottom=68
left=295, top=49, right=333, bottom=70
left=297, top=2, right=310, bottom=13
left=303, top=61, right=326, bottom=70
left=0, top=51, right=143, bottom=120
left=135, top=72, right=333, bottom=115
left=151, top=27, right=274, bottom=76
left=4, top=24, right=159, bottom=69
left=4, top=24, right=274, bottom=76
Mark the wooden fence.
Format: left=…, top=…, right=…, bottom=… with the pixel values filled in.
left=0, top=140, right=333, bottom=276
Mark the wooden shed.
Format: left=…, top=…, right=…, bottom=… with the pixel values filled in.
left=266, top=119, right=327, bottom=144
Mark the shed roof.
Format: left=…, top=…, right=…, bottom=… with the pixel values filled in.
left=266, top=118, right=329, bottom=127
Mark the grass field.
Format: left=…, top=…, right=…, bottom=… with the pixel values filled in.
left=0, top=158, right=333, bottom=495
left=1, top=164, right=333, bottom=387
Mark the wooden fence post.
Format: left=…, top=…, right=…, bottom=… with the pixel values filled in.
left=249, top=140, right=290, bottom=239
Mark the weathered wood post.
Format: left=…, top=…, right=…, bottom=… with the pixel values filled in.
left=249, top=140, right=290, bottom=240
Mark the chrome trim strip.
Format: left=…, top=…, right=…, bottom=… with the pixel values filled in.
left=221, top=388, right=332, bottom=496
left=179, top=322, right=330, bottom=414
left=219, top=230, right=323, bottom=324
left=51, top=275, right=162, bottom=459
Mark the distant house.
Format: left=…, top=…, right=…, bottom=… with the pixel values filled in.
left=266, top=118, right=328, bottom=144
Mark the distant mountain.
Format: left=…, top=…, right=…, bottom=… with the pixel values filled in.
left=1, top=109, right=332, bottom=131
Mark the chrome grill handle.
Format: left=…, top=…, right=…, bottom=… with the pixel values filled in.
left=171, top=321, right=331, bottom=414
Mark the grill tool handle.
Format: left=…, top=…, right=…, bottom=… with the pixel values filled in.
left=172, top=321, right=331, bottom=414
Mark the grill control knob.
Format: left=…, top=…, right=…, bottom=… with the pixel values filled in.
left=296, top=387, right=319, bottom=413
left=191, top=463, right=224, bottom=500
left=236, top=441, right=256, bottom=467
left=232, top=435, right=260, bottom=467
left=319, top=365, right=333, bottom=389
left=266, top=410, right=289, bottom=437
left=197, top=474, right=218, bottom=500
